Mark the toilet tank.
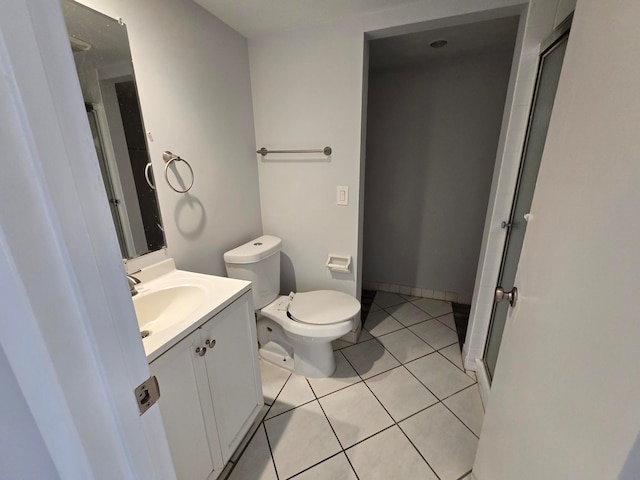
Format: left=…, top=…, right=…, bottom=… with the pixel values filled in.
left=224, top=235, right=282, bottom=310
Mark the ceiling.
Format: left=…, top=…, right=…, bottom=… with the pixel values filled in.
left=193, top=0, right=423, bottom=38
left=192, top=1, right=519, bottom=72
left=369, top=16, right=520, bottom=70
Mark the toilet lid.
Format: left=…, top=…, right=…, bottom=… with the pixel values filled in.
left=288, top=290, right=361, bottom=325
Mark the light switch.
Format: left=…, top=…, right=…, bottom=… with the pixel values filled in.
left=337, top=186, right=349, bottom=206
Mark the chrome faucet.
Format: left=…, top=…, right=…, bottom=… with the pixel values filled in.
left=127, top=274, right=141, bottom=296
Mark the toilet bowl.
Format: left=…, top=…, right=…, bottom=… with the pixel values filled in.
left=224, top=235, right=361, bottom=378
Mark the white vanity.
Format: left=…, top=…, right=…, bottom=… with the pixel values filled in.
left=136, top=259, right=263, bottom=480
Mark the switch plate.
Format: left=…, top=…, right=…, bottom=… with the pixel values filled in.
left=337, top=186, right=349, bottom=206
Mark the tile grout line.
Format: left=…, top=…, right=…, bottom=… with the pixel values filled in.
left=261, top=422, right=281, bottom=480
left=457, top=469, right=474, bottom=480
left=226, top=372, right=289, bottom=480
left=364, top=310, right=472, bottom=379
left=359, top=325, right=480, bottom=440
left=227, top=368, right=293, bottom=479
left=237, top=294, right=473, bottom=479
left=306, top=377, right=361, bottom=480
left=339, top=349, right=442, bottom=480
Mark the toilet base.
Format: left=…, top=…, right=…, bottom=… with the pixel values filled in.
left=259, top=341, right=294, bottom=373
left=256, top=315, right=338, bottom=378
left=292, top=340, right=336, bottom=378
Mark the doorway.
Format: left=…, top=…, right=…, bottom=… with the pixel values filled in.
left=484, top=27, right=571, bottom=381
left=361, top=17, right=519, bottom=339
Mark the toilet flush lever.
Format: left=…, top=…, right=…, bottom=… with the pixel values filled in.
left=495, top=286, right=518, bottom=307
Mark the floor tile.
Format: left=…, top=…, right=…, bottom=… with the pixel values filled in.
left=385, top=302, right=432, bottom=326
left=439, top=345, right=476, bottom=379
left=405, top=353, right=474, bottom=400
left=266, top=374, right=315, bottom=419
left=332, top=329, right=373, bottom=351
left=341, top=339, right=400, bottom=379
left=439, top=343, right=464, bottom=370
left=373, top=291, right=406, bottom=308
left=365, top=367, right=438, bottom=422
left=376, top=328, right=434, bottom=363
left=400, top=404, right=478, bottom=480
left=358, top=328, right=373, bottom=341
left=347, top=426, right=438, bottom=479
left=409, top=319, right=459, bottom=350
left=332, top=338, right=352, bottom=350
left=436, top=312, right=457, bottom=331
left=260, top=360, right=291, bottom=405
left=228, top=425, right=277, bottom=480
left=368, top=302, right=382, bottom=313
left=413, top=297, right=453, bottom=317
left=443, top=385, right=485, bottom=437
left=291, top=453, right=357, bottom=479
left=307, top=351, right=361, bottom=398
left=231, top=404, right=270, bottom=463
left=264, top=401, right=341, bottom=479
left=364, top=310, right=404, bottom=337
left=319, top=382, right=394, bottom=448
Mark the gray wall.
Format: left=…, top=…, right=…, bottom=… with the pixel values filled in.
left=363, top=51, right=513, bottom=296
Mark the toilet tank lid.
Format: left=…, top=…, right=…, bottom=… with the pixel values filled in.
left=223, top=235, right=282, bottom=264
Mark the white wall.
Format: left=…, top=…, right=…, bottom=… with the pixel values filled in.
left=363, top=51, right=513, bottom=297
left=80, top=0, right=262, bottom=276
left=248, top=0, right=525, bottom=297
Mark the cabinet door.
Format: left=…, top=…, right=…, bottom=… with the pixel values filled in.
left=201, top=292, right=263, bottom=462
left=150, top=329, right=223, bottom=480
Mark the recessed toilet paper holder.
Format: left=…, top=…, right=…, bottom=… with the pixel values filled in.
left=326, top=254, right=351, bottom=273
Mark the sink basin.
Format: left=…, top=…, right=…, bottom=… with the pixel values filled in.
left=134, top=284, right=207, bottom=335
left=129, top=258, right=252, bottom=361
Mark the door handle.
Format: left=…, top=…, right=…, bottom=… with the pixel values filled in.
left=495, top=286, right=518, bottom=307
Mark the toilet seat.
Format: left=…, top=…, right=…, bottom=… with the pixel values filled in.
left=260, top=292, right=360, bottom=340
left=288, top=290, right=361, bottom=325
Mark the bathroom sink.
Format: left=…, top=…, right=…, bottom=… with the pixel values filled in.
left=133, top=284, right=207, bottom=335
left=130, top=258, right=252, bottom=361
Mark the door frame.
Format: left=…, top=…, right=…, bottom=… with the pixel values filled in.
left=483, top=24, right=571, bottom=382
left=462, top=0, right=574, bottom=403
left=0, top=0, right=175, bottom=477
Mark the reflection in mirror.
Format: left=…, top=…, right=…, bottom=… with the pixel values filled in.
left=62, top=0, right=166, bottom=259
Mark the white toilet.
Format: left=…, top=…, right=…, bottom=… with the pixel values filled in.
left=224, top=235, right=361, bottom=378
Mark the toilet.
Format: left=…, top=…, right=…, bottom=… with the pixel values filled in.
left=224, top=235, right=361, bottom=378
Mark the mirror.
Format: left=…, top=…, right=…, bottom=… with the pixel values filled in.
left=61, top=0, right=166, bottom=259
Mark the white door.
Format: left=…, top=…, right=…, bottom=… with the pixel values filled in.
left=473, top=1, right=640, bottom=479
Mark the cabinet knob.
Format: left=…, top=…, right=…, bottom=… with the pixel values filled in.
left=195, top=346, right=207, bottom=357
left=205, top=339, right=216, bottom=348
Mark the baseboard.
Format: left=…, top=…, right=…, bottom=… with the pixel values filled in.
left=362, top=282, right=472, bottom=305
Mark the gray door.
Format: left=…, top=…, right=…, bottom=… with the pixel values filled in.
left=484, top=31, right=569, bottom=381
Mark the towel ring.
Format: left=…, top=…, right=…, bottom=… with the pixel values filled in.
left=144, top=162, right=155, bottom=190
left=162, top=151, right=194, bottom=193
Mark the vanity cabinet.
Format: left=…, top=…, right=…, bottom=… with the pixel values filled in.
left=150, top=292, right=263, bottom=480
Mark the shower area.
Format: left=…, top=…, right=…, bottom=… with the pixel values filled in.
left=361, top=16, right=519, bottom=343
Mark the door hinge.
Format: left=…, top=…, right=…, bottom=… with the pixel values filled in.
left=135, top=375, right=160, bottom=415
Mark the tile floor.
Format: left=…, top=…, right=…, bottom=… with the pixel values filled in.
left=225, top=292, right=483, bottom=480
